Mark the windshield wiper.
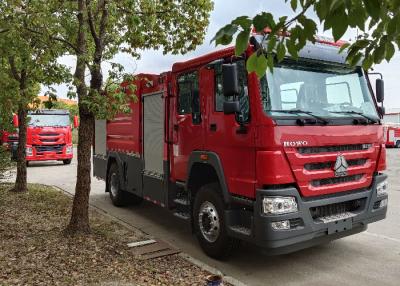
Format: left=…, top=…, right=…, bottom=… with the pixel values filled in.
left=329, top=111, right=379, bottom=124
left=270, top=109, right=329, bottom=125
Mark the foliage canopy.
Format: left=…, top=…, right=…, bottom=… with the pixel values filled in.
left=213, top=0, right=400, bottom=77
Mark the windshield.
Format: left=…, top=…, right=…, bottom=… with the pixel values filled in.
left=28, top=114, right=70, bottom=127
left=260, top=60, right=379, bottom=120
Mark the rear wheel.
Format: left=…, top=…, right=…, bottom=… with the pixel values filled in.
left=107, top=163, right=142, bottom=207
left=193, top=183, right=239, bottom=259
left=63, top=159, right=72, bottom=165
left=396, top=141, right=400, bottom=148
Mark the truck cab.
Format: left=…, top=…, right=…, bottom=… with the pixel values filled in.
left=94, top=37, right=388, bottom=259
left=22, top=110, right=78, bottom=165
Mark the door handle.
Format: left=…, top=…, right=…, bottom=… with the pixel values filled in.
left=173, top=124, right=179, bottom=131
left=210, top=123, right=217, bottom=131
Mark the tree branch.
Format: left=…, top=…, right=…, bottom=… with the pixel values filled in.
left=8, top=57, right=21, bottom=82
left=285, top=0, right=316, bottom=28
left=86, top=0, right=100, bottom=45
left=23, top=26, right=79, bottom=54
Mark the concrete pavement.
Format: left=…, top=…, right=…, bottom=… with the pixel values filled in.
left=25, top=149, right=400, bottom=286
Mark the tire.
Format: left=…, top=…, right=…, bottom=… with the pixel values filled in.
left=63, top=159, right=72, bottom=165
left=26, top=161, right=30, bottom=167
left=193, top=183, right=239, bottom=259
left=107, top=163, right=142, bottom=207
left=396, top=141, right=400, bottom=148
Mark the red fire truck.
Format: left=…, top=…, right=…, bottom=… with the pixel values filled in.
left=93, top=37, right=388, bottom=258
left=384, top=124, right=400, bottom=148
left=13, top=109, right=78, bottom=165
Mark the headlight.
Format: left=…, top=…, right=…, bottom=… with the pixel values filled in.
left=262, top=196, right=298, bottom=214
left=377, top=180, right=388, bottom=197
left=26, top=147, right=33, bottom=156
left=66, top=145, right=73, bottom=154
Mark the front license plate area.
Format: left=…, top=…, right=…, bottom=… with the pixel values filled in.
left=327, top=217, right=353, bottom=234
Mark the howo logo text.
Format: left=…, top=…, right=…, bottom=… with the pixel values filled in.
left=283, top=141, right=309, bottom=147
left=334, top=154, right=348, bottom=177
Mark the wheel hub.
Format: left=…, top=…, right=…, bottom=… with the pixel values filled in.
left=198, top=201, right=220, bottom=243
left=110, top=173, right=118, bottom=197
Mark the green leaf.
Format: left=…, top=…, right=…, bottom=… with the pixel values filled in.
left=253, top=12, right=274, bottom=32
left=362, top=54, right=374, bottom=70
left=363, top=0, right=380, bottom=20
left=350, top=53, right=362, bottom=66
left=286, top=39, right=298, bottom=59
left=385, top=41, right=395, bottom=62
left=276, top=42, right=286, bottom=62
left=330, top=0, right=344, bottom=11
left=232, top=16, right=252, bottom=30
left=290, top=0, right=298, bottom=11
left=211, top=24, right=238, bottom=45
left=353, top=39, right=370, bottom=49
left=387, top=17, right=398, bottom=36
left=338, top=42, right=350, bottom=54
left=374, top=44, right=386, bottom=63
left=235, top=30, right=250, bottom=56
left=255, top=54, right=268, bottom=77
left=315, top=0, right=329, bottom=19
left=246, top=53, right=258, bottom=73
left=267, top=55, right=274, bottom=73
left=267, top=35, right=277, bottom=52
left=331, top=12, right=348, bottom=41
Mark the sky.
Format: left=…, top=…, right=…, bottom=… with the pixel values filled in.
left=42, top=0, right=400, bottom=110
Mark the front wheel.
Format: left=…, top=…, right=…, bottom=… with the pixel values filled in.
left=193, top=183, right=239, bottom=259
left=396, top=141, right=400, bottom=148
left=63, top=159, right=72, bottom=165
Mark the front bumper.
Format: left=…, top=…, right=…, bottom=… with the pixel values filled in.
left=226, top=174, right=388, bottom=255
left=26, top=145, right=73, bottom=162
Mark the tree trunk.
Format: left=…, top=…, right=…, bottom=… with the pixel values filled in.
left=65, top=107, right=94, bottom=234
left=64, top=0, right=92, bottom=235
left=11, top=104, right=27, bottom=192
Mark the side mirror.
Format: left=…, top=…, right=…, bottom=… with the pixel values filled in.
left=73, top=115, right=79, bottom=128
left=223, top=101, right=240, bottom=114
left=376, top=78, right=384, bottom=103
left=13, top=114, right=19, bottom=128
left=378, top=106, right=385, bottom=117
left=222, top=64, right=239, bottom=97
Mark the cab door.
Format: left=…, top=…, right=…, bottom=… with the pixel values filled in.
left=204, top=60, right=256, bottom=198
left=171, top=69, right=205, bottom=181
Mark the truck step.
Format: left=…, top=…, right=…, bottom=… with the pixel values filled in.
left=173, top=212, right=190, bottom=221
left=229, top=225, right=252, bottom=236
left=175, top=181, right=186, bottom=190
left=173, top=198, right=190, bottom=206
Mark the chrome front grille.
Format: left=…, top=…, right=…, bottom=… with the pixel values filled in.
left=284, top=142, right=378, bottom=197
left=305, top=159, right=367, bottom=171
left=311, top=174, right=364, bottom=187
left=298, top=144, right=371, bottom=154
left=34, top=144, right=64, bottom=153
left=39, top=133, right=60, bottom=136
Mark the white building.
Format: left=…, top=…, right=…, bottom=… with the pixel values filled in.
left=383, top=108, right=400, bottom=124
